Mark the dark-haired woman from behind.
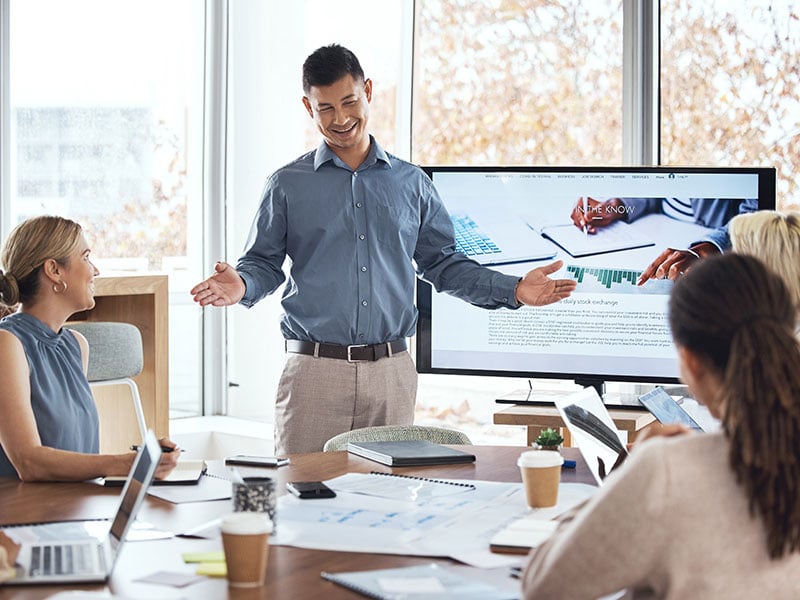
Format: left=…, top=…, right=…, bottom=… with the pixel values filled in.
left=522, top=253, right=800, bottom=599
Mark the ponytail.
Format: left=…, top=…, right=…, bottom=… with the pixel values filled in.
left=724, top=319, right=800, bottom=558
left=670, top=254, right=800, bottom=558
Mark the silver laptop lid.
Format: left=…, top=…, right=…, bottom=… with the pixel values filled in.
left=0, top=430, right=162, bottom=585
left=108, top=430, right=162, bottom=559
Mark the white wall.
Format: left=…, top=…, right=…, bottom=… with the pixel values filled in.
left=225, top=1, right=308, bottom=420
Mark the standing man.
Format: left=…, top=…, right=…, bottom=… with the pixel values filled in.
left=191, top=44, right=576, bottom=454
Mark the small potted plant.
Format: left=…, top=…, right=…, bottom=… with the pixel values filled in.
left=534, top=428, right=563, bottom=452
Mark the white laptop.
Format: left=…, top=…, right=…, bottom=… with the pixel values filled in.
left=451, top=210, right=557, bottom=265
left=554, top=388, right=629, bottom=485
left=0, top=430, right=162, bottom=585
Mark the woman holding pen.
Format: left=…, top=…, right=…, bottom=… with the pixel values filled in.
left=0, top=216, right=179, bottom=481
left=522, top=253, right=800, bottom=599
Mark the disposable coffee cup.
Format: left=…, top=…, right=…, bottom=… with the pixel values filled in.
left=221, top=512, right=273, bottom=587
left=517, top=450, right=564, bottom=508
left=233, top=477, right=277, bottom=533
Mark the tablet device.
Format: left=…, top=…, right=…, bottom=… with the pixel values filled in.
left=554, top=387, right=629, bottom=485
left=638, top=387, right=705, bottom=432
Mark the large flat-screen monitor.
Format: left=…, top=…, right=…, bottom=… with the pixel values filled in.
left=416, top=166, right=776, bottom=407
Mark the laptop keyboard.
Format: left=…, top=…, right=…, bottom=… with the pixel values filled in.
left=29, top=542, right=104, bottom=577
left=451, top=214, right=502, bottom=257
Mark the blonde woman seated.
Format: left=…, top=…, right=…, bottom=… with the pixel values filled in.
left=0, top=216, right=179, bottom=481
left=522, top=253, right=800, bottom=599
left=730, top=209, right=800, bottom=329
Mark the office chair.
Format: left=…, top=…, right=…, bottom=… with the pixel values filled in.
left=322, top=424, right=472, bottom=452
left=67, top=321, right=147, bottom=442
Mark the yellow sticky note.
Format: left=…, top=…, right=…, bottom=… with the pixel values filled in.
left=196, top=562, right=227, bottom=578
left=182, top=551, right=225, bottom=563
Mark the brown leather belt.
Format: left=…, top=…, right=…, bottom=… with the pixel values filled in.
left=285, top=339, right=407, bottom=362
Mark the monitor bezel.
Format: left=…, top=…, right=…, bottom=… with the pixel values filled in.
left=415, top=164, right=777, bottom=389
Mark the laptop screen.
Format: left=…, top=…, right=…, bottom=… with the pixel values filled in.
left=109, top=431, right=161, bottom=545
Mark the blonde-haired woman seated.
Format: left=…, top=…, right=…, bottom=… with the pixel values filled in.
left=0, top=215, right=179, bottom=481
left=730, top=209, right=800, bottom=328
left=522, top=253, right=800, bottom=599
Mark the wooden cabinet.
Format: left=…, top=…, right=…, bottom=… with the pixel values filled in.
left=71, top=274, right=169, bottom=453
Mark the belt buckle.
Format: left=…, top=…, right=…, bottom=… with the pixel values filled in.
left=346, top=344, right=369, bottom=362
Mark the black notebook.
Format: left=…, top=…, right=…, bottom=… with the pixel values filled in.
left=104, top=460, right=207, bottom=487
left=346, top=440, right=476, bottom=467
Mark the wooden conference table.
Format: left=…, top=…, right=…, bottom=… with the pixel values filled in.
left=0, top=446, right=594, bottom=599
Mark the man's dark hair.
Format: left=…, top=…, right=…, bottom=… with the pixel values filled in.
left=302, top=44, right=365, bottom=94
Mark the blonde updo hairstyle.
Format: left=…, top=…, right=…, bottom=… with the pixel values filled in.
left=0, top=216, right=84, bottom=315
left=729, top=210, right=800, bottom=322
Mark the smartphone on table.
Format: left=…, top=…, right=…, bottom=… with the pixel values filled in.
left=225, top=455, right=290, bottom=468
left=286, top=481, right=337, bottom=499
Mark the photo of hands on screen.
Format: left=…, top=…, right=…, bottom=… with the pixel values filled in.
left=420, top=167, right=773, bottom=386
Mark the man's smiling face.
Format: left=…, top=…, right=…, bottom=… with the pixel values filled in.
left=303, top=74, right=372, bottom=158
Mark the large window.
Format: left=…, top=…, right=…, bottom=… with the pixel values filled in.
left=6, top=0, right=205, bottom=415
left=661, top=1, right=800, bottom=212
left=413, top=0, right=624, bottom=165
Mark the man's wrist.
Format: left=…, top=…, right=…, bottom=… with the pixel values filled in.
left=514, top=278, right=523, bottom=306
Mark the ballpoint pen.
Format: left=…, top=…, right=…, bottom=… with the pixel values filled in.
left=582, top=196, right=589, bottom=238
left=130, top=444, right=185, bottom=453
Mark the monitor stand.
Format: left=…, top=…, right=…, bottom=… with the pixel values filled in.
left=495, top=380, right=690, bottom=411
left=495, top=387, right=571, bottom=405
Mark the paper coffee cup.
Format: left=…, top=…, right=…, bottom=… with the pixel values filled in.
left=517, top=450, right=564, bottom=508
left=220, top=512, right=273, bottom=587
left=233, top=477, right=277, bottom=534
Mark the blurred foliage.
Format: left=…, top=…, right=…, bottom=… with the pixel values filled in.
left=413, top=0, right=624, bottom=165
left=76, top=119, right=188, bottom=270
left=661, top=1, right=800, bottom=211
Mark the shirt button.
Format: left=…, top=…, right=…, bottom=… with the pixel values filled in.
left=356, top=202, right=363, bottom=208
left=359, top=234, right=365, bottom=240
left=362, top=300, right=368, bottom=307
left=361, top=266, right=367, bottom=272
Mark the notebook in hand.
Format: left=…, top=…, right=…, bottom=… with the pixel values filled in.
left=346, top=440, right=476, bottom=467
left=0, top=430, right=161, bottom=585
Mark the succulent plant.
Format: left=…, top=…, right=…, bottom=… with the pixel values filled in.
left=534, top=428, right=564, bottom=449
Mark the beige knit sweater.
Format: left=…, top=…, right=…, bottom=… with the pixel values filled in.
left=522, top=433, right=800, bottom=599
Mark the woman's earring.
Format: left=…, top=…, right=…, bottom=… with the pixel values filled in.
left=53, top=281, right=67, bottom=294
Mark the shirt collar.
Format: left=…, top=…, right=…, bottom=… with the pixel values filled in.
left=313, top=135, right=392, bottom=172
